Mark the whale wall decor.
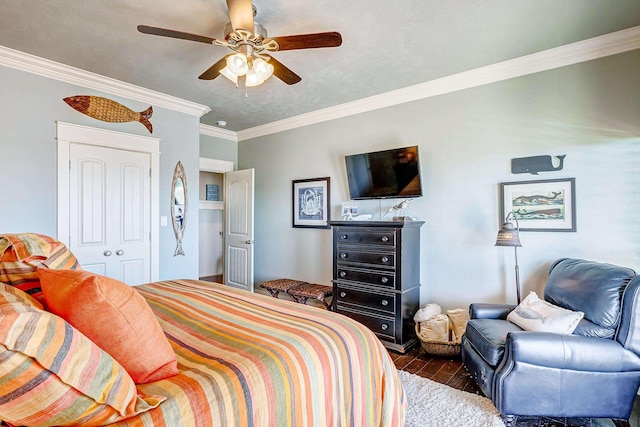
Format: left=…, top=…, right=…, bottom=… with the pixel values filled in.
left=511, top=155, right=566, bottom=175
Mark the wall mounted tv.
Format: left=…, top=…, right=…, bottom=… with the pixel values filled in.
left=345, top=145, right=423, bottom=200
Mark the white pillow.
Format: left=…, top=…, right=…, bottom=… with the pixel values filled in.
left=507, top=292, right=584, bottom=335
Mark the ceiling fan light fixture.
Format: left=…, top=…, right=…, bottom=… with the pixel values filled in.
left=226, top=53, right=248, bottom=76
left=245, top=68, right=262, bottom=87
left=253, top=58, right=274, bottom=81
left=219, top=66, right=239, bottom=85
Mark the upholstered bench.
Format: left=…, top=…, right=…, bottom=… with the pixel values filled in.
left=260, top=278, right=308, bottom=298
left=288, top=283, right=333, bottom=310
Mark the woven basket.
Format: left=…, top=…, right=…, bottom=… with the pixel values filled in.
left=414, top=324, right=461, bottom=357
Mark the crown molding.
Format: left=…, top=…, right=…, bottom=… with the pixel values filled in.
left=3, top=25, right=639, bottom=137
left=236, top=25, right=640, bottom=141
left=199, top=123, right=238, bottom=141
left=0, top=45, right=210, bottom=117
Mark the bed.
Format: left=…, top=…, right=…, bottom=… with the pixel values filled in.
left=0, top=234, right=406, bottom=427
left=116, top=279, right=406, bottom=426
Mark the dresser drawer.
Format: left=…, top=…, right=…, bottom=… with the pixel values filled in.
left=337, top=308, right=395, bottom=341
left=336, top=249, right=395, bottom=268
left=336, top=229, right=396, bottom=246
left=336, top=267, right=395, bottom=288
left=335, top=286, right=395, bottom=315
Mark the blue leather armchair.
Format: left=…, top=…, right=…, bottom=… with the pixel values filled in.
left=461, top=258, right=640, bottom=427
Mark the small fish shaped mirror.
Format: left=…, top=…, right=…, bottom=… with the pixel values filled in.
left=171, top=161, right=188, bottom=256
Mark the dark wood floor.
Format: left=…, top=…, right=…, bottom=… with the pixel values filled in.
left=390, top=345, right=482, bottom=394
left=389, top=345, right=636, bottom=427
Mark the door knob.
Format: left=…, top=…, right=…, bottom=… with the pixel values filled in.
left=245, top=240, right=255, bottom=244
left=115, top=250, right=124, bottom=256
left=103, top=250, right=112, bottom=257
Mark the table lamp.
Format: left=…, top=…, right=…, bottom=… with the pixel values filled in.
left=495, top=211, right=523, bottom=304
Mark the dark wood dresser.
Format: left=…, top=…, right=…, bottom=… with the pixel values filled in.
left=329, top=220, right=423, bottom=353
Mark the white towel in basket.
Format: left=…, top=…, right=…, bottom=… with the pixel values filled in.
left=413, top=303, right=442, bottom=323
left=419, top=314, right=450, bottom=342
left=446, top=308, right=470, bottom=343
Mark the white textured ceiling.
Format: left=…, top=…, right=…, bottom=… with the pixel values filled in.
left=1, top=0, right=640, bottom=131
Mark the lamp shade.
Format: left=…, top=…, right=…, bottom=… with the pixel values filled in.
left=219, top=66, right=238, bottom=84
left=253, top=58, right=274, bottom=81
left=226, top=53, right=248, bottom=76
left=495, top=222, right=522, bottom=247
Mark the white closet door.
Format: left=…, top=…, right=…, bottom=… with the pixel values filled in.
left=69, top=143, right=151, bottom=284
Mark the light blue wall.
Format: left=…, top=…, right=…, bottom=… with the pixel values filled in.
left=200, top=134, right=237, bottom=165
left=239, top=50, right=640, bottom=309
left=0, top=65, right=201, bottom=281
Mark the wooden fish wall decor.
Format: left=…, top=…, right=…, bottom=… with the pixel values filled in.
left=63, top=95, right=153, bottom=133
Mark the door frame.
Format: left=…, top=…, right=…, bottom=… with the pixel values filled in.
left=199, top=157, right=234, bottom=281
left=56, top=121, right=161, bottom=281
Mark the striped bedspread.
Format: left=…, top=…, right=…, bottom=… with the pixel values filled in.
left=110, top=280, right=406, bottom=427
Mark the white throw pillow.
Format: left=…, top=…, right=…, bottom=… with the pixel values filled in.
left=507, top=292, right=584, bottom=335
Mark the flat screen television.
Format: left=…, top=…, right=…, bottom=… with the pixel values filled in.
left=345, top=145, right=423, bottom=200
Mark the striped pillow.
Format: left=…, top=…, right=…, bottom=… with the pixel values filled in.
left=0, top=281, right=43, bottom=309
left=0, top=233, right=80, bottom=302
left=0, top=297, right=165, bottom=427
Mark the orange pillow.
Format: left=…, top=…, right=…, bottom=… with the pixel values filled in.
left=39, top=269, right=178, bottom=384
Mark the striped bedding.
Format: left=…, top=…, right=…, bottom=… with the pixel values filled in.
left=111, top=279, right=406, bottom=427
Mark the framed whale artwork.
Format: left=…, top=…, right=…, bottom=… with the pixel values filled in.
left=499, top=178, right=576, bottom=232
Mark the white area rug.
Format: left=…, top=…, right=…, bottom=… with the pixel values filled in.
left=399, top=370, right=504, bottom=427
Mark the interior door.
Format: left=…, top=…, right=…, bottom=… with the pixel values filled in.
left=69, top=143, right=151, bottom=284
left=224, top=168, right=254, bottom=291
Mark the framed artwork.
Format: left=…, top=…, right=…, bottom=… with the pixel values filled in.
left=292, top=177, right=331, bottom=229
left=499, top=178, right=576, bottom=232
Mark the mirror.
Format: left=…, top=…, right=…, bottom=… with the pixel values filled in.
left=171, top=161, right=188, bottom=256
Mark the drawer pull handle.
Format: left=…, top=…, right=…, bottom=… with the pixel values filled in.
left=341, top=234, right=348, bottom=240
left=340, top=253, right=347, bottom=259
left=381, top=277, right=389, bottom=284
left=381, top=236, right=389, bottom=243
left=381, top=299, right=389, bottom=306
left=381, top=256, right=389, bottom=263
left=381, top=324, right=389, bottom=331
left=339, top=271, right=347, bottom=278
left=340, top=292, right=346, bottom=298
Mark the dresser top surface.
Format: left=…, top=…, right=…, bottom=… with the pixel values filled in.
left=329, top=220, right=424, bottom=227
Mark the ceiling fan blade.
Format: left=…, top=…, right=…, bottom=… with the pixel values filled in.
left=198, top=57, right=229, bottom=80
left=137, top=25, right=217, bottom=44
left=266, top=56, right=302, bottom=85
left=226, top=0, right=254, bottom=32
left=268, top=32, right=342, bottom=51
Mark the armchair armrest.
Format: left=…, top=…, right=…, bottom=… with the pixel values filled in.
left=469, top=303, right=517, bottom=320
left=506, top=331, right=640, bottom=372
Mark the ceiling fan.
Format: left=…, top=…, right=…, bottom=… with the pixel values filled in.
left=138, top=0, right=342, bottom=87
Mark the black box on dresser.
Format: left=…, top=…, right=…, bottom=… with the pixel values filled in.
left=329, top=220, right=424, bottom=353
